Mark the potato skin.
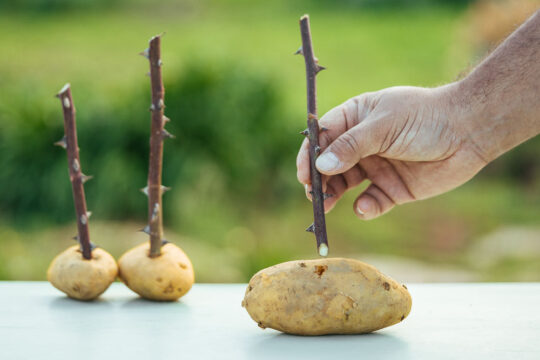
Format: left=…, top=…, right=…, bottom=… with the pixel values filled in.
left=47, top=245, right=118, bottom=301
left=242, top=258, right=412, bottom=335
left=118, top=242, right=194, bottom=301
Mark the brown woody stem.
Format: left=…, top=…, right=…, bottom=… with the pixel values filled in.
left=56, top=84, right=92, bottom=260
left=299, top=15, right=329, bottom=256
left=146, top=35, right=167, bottom=257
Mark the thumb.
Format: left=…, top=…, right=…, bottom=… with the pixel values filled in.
left=315, top=119, right=386, bottom=175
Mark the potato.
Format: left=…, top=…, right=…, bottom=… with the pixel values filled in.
left=118, top=242, right=194, bottom=301
left=47, top=245, right=118, bottom=301
left=242, top=258, right=412, bottom=335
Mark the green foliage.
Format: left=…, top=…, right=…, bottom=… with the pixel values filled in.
left=0, top=61, right=293, bottom=225
left=310, top=0, right=476, bottom=10
left=0, top=0, right=120, bottom=12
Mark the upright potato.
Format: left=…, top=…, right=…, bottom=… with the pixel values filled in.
left=118, top=242, right=194, bottom=301
left=242, top=258, right=412, bottom=335
left=47, top=245, right=118, bottom=301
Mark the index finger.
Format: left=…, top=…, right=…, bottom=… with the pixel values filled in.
left=296, top=95, right=369, bottom=184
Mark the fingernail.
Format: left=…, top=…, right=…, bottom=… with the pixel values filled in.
left=357, top=198, right=369, bottom=215
left=316, top=152, right=341, bottom=172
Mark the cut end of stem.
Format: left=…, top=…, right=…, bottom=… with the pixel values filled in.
left=300, top=14, right=309, bottom=21
left=56, top=83, right=71, bottom=97
left=149, top=32, right=165, bottom=43
left=318, top=243, right=328, bottom=257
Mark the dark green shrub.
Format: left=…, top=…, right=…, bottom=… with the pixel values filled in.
left=0, top=61, right=296, bottom=225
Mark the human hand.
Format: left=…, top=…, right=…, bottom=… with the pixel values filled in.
left=296, top=85, right=489, bottom=220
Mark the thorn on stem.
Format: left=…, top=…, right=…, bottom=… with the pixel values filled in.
left=316, top=65, right=326, bottom=74
left=140, top=186, right=149, bottom=196
left=54, top=136, right=67, bottom=149
left=86, top=211, right=92, bottom=219
left=162, top=115, right=170, bottom=123
left=300, top=129, right=309, bottom=136
left=306, top=223, right=315, bottom=233
left=141, top=185, right=170, bottom=196
left=72, top=159, right=80, bottom=172
left=80, top=214, right=87, bottom=225
left=139, top=48, right=149, bottom=59
left=323, top=193, right=334, bottom=200
left=314, top=145, right=321, bottom=155
left=294, top=46, right=303, bottom=55
left=140, top=225, right=151, bottom=235
left=162, top=129, right=175, bottom=139
left=81, top=174, right=93, bottom=184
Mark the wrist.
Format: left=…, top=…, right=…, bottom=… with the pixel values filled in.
left=442, top=79, right=498, bottom=164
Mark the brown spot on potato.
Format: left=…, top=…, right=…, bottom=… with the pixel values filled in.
left=383, top=282, right=390, bottom=291
left=177, top=288, right=182, bottom=292
left=257, top=322, right=266, bottom=329
left=156, top=277, right=163, bottom=283
left=178, top=263, right=187, bottom=269
left=401, top=315, right=405, bottom=321
left=402, top=284, right=408, bottom=290
left=314, top=265, right=328, bottom=278
left=299, top=262, right=306, bottom=267
left=163, top=283, right=174, bottom=294
left=248, top=285, right=253, bottom=291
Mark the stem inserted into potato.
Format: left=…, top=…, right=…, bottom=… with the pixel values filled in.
left=142, top=34, right=173, bottom=258
left=55, top=84, right=93, bottom=260
left=298, top=15, right=329, bottom=256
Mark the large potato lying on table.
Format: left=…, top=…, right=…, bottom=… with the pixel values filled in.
left=242, top=258, right=412, bottom=335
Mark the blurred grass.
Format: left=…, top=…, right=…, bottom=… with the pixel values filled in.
left=0, top=0, right=538, bottom=282
left=0, top=3, right=467, bottom=109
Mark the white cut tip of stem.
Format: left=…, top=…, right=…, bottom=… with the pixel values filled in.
left=300, top=14, right=309, bottom=21
left=58, top=83, right=70, bottom=95
left=318, top=243, right=328, bottom=257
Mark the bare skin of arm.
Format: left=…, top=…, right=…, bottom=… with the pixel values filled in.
left=296, top=10, right=540, bottom=220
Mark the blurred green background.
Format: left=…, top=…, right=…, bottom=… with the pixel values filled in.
left=0, top=0, right=538, bottom=283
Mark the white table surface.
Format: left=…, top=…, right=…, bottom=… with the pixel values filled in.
left=0, top=282, right=539, bottom=360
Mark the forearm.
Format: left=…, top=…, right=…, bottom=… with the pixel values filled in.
left=452, top=9, right=540, bottom=163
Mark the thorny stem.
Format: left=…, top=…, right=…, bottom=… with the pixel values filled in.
left=299, top=15, right=329, bottom=257
left=145, top=35, right=168, bottom=257
left=56, top=84, right=92, bottom=260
